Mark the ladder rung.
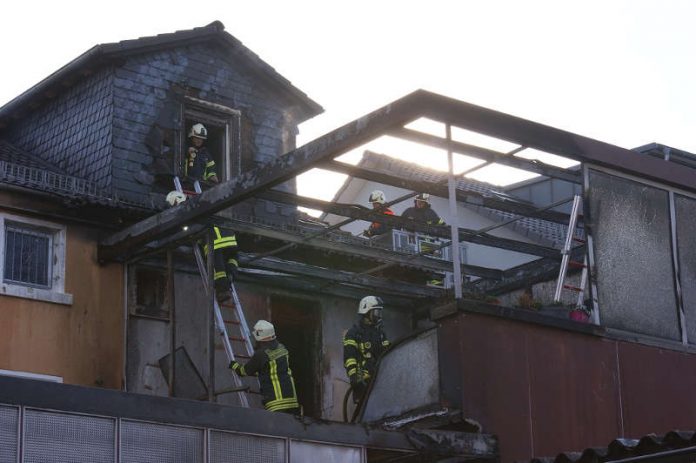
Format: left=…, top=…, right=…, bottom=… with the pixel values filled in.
left=220, top=302, right=236, bottom=308
left=568, top=260, right=587, bottom=269
left=563, top=284, right=584, bottom=292
left=228, top=336, right=247, bottom=342
left=572, top=237, right=586, bottom=243
left=224, top=319, right=241, bottom=325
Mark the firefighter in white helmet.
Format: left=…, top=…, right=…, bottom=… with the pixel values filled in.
left=343, top=296, right=390, bottom=403
left=363, top=190, right=395, bottom=237
left=230, top=320, right=300, bottom=414
left=401, top=193, right=445, bottom=226
left=165, top=190, right=187, bottom=207
left=184, top=123, right=219, bottom=184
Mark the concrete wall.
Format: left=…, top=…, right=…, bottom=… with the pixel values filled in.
left=0, top=216, right=124, bottom=389
left=126, top=269, right=412, bottom=420
left=320, top=294, right=412, bottom=421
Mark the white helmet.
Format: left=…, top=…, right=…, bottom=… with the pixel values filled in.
left=368, top=190, right=386, bottom=205
left=358, top=295, right=383, bottom=315
left=415, top=193, right=430, bottom=203
left=253, top=320, right=276, bottom=341
left=166, top=190, right=187, bottom=207
left=188, top=123, right=208, bottom=139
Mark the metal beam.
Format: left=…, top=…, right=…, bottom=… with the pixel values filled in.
left=472, top=246, right=586, bottom=295
left=320, top=159, right=572, bottom=224
left=258, top=190, right=561, bottom=259
left=100, top=93, right=428, bottom=258
left=389, top=127, right=582, bottom=184
left=213, top=214, right=503, bottom=279
left=102, top=89, right=681, bottom=260
left=243, top=255, right=444, bottom=298
left=413, top=90, right=696, bottom=192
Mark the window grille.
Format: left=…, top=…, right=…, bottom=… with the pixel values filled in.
left=3, top=224, right=52, bottom=289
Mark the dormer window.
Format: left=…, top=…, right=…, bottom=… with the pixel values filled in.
left=179, top=96, right=241, bottom=185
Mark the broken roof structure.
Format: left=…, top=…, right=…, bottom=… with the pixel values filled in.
left=4, top=19, right=696, bottom=463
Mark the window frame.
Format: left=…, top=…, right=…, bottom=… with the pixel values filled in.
left=0, top=213, right=72, bottom=305
left=179, top=96, right=242, bottom=182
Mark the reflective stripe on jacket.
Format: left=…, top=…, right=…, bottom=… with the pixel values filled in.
left=236, top=340, right=299, bottom=412
left=343, top=322, right=390, bottom=382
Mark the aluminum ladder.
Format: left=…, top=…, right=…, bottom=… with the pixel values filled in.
left=173, top=176, right=256, bottom=407
left=553, top=194, right=589, bottom=309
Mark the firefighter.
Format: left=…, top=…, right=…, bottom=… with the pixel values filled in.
left=401, top=193, right=445, bottom=226
left=362, top=190, right=395, bottom=237
left=202, top=226, right=239, bottom=303
left=184, top=123, right=219, bottom=184
left=343, top=296, right=390, bottom=404
left=402, top=193, right=447, bottom=286
left=230, top=320, right=300, bottom=414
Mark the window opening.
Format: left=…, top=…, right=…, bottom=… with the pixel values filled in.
left=177, top=102, right=241, bottom=188
left=4, top=223, right=52, bottom=289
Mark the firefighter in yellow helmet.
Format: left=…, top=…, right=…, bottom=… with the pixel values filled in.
left=343, top=296, right=390, bottom=403
left=230, top=320, right=300, bottom=414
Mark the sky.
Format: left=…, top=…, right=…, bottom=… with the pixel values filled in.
left=2, top=0, right=695, bottom=206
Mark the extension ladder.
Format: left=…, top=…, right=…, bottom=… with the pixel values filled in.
left=553, top=194, right=589, bottom=310
left=173, top=176, right=256, bottom=407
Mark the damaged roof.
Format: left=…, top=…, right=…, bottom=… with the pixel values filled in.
left=344, top=151, right=570, bottom=248
left=0, top=21, right=323, bottom=127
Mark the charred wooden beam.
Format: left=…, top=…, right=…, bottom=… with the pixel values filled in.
left=320, top=157, right=572, bottom=224
left=242, top=255, right=444, bottom=298
left=100, top=93, right=428, bottom=258
left=102, top=89, right=674, bottom=261
left=215, top=214, right=502, bottom=279
left=258, top=190, right=561, bottom=259
left=471, top=246, right=585, bottom=295
left=243, top=272, right=419, bottom=308
left=389, top=127, right=582, bottom=184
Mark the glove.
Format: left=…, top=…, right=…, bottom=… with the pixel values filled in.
left=350, top=376, right=367, bottom=403
left=229, top=361, right=242, bottom=375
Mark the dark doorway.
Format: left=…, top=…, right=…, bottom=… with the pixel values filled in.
left=270, top=296, right=322, bottom=417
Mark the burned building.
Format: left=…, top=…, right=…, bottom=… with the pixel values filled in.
left=1, top=21, right=695, bottom=463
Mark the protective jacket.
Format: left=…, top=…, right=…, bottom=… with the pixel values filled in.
left=364, top=207, right=395, bottom=237
left=184, top=145, right=217, bottom=181
left=232, top=340, right=299, bottom=413
left=203, top=226, right=239, bottom=290
left=401, top=205, right=445, bottom=226
left=343, top=321, right=390, bottom=383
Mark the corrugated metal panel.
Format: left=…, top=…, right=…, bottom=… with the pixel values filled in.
left=120, top=420, right=203, bottom=463
left=209, top=430, right=286, bottom=463
left=449, top=314, right=533, bottom=462
left=0, top=405, right=18, bottom=463
left=23, top=409, right=115, bottom=463
left=618, top=342, right=696, bottom=437
left=526, top=329, right=621, bottom=457
left=289, top=440, right=361, bottom=463
left=439, top=311, right=696, bottom=462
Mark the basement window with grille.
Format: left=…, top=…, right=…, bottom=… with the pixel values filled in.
left=0, top=214, right=71, bottom=305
